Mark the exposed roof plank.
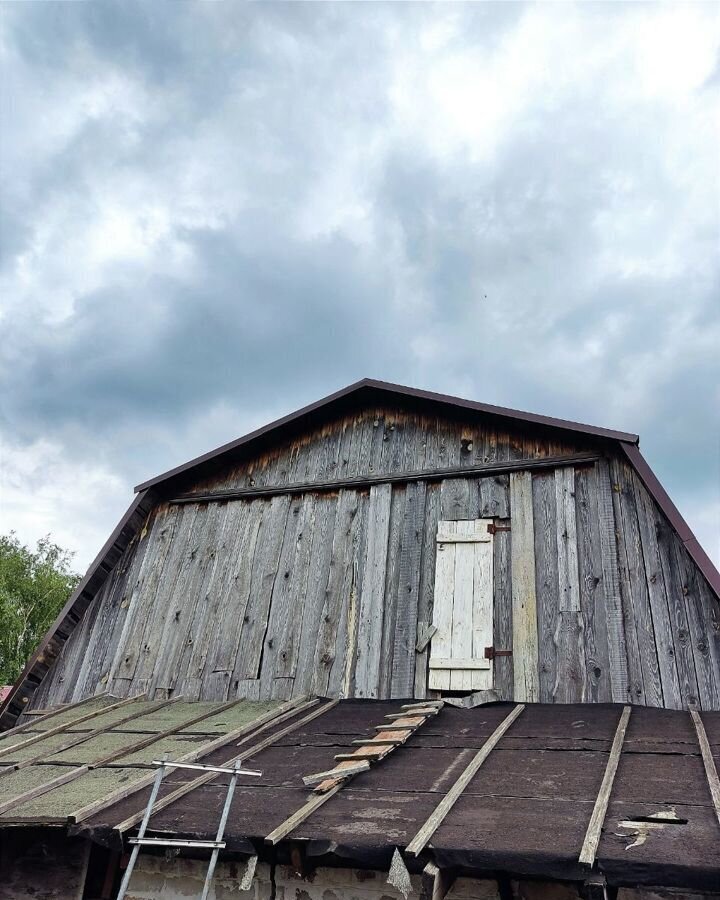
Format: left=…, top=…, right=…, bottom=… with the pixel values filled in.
left=405, top=704, right=525, bottom=856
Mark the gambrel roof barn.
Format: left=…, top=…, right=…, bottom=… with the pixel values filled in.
left=1, top=379, right=719, bottom=900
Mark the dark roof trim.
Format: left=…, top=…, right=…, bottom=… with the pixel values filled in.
left=0, top=490, right=157, bottom=731
left=620, top=442, right=720, bottom=597
left=134, top=378, right=640, bottom=492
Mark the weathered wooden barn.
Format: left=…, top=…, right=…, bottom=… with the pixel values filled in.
left=1, top=379, right=719, bottom=900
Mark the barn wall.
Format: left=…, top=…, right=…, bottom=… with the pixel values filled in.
left=29, top=407, right=720, bottom=712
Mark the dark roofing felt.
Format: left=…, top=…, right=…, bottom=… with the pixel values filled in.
left=2, top=380, right=718, bottom=731
left=7, top=698, right=711, bottom=891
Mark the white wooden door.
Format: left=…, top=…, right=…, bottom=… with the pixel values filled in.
left=429, top=519, right=494, bottom=691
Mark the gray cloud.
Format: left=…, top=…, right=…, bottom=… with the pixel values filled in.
left=1, top=1, right=718, bottom=568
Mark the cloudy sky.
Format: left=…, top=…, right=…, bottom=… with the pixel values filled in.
left=1, top=1, right=718, bottom=571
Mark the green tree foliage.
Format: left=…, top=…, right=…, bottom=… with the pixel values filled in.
left=0, top=533, right=80, bottom=685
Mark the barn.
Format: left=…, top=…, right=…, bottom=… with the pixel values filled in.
left=0, top=379, right=718, bottom=900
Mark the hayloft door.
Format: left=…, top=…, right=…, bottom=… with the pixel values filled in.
left=429, top=519, right=494, bottom=691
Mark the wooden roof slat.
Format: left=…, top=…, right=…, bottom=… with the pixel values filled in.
left=690, top=709, right=720, bottom=828
left=0, top=697, right=183, bottom=777
left=405, top=703, right=525, bottom=856
left=0, top=693, right=147, bottom=762
left=113, top=697, right=334, bottom=834
left=68, top=697, right=305, bottom=824
left=0, top=693, right=110, bottom=738
left=579, top=705, right=632, bottom=866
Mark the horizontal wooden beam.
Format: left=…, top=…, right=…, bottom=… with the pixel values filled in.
left=170, top=453, right=600, bottom=504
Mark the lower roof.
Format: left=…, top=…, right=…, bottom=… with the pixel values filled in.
left=1, top=697, right=718, bottom=891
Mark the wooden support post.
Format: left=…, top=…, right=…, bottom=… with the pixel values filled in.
left=420, top=862, right=456, bottom=900
left=405, top=704, right=525, bottom=856
left=691, top=709, right=720, bottom=828
left=579, top=706, right=632, bottom=866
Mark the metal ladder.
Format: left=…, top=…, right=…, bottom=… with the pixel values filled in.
left=117, top=756, right=262, bottom=900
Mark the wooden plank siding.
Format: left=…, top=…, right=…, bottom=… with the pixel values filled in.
left=21, top=406, right=720, bottom=714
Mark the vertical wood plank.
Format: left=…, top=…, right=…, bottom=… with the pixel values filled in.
left=611, top=458, right=663, bottom=706
left=493, top=522, right=513, bottom=700
left=429, top=537, right=456, bottom=692
left=354, top=483, right=392, bottom=697
left=313, top=490, right=361, bottom=697
left=555, top=468, right=581, bottom=611
left=553, top=467, right=586, bottom=702
left=415, top=483, right=441, bottom=699
left=532, top=472, right=560, bottom=703
left=575, top=465, right=612, bottom=703
left=596, top=458, right=631, bottom=703
left=632, top=471, right=683, bottom=709
left=391, top=481, right=426, bottom=698
left=471, top=535, right=494, bottom=691
left=378, top=486, right=407, bottom=697
left=510, top=472, right=539, bottom=702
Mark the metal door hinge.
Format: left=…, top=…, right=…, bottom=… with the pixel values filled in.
left=484, top=646, right=513, bottom=660
left=487, top=523, right=511, bottom=534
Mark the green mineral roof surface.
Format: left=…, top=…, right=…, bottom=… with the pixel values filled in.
left=0, top=698, right=284, bottom=823
left=1, top=767, right=149, bottom=820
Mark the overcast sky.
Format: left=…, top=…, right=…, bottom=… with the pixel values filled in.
left=1, top=1, right=718, bottom=572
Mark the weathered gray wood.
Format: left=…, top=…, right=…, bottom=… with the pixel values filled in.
left=492, top=522, right=513, bottom=701
left=311, top=490, right=361, bottom=697
left=579, top=705, right=631, bottom=866
left=106, top=504, right=184, bottom=692
left=611, top=458, right=662, bottom=706
left=259, top=495, right=315, bottom=699
left=574, top=465, right=612, bottom=703
left=532, top=472, right=560, bottom=703
left=302, top=760, right=370, bottom=785
left=184, top=502, right=244, bottom=699
left=293, top=495, right=339, bottom=697
left=632, top=471, right=683, bottom=709
left=154, top=503, right=223, bottom=695
left=653, top=505, right=700, bottom=709
left=555, top=467, right=580, bottom=612
left=553, top=467, right=586, bottom=702
left=671, top=538, right=719, bottom=710
left=690, top=710, right=720, bottom=827
left=596, top=458, right=630, bottom=703
left=203, top=500, right=258, bottom=699
left=232, top=495, right=292, bottom=682
left=405, top=704, right=525, bottom=856
left=354, top=483, right=392, bottom=698
left=122, top=504, right=195, bottom=694
left=379, top=487, right=407, bottom=698
left=391, top=481, right=426, bottom=697
left=415, top=483, right=441, bottom=699
left=333, top=493, right=369, bottom=698
left=552, top=611, right=587, bottom=703
left=510, top=473, right=539, bottom=702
